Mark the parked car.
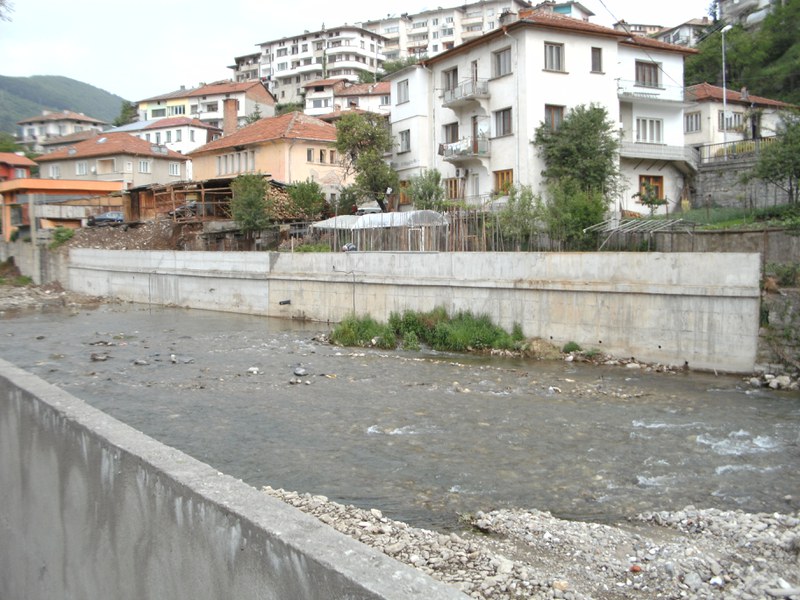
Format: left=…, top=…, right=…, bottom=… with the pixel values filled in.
left=168, top=201, right=197, bottom=218
left=88, top=211, right=124, bottom=226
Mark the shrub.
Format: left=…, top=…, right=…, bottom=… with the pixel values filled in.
left=49, top=226, right=75, bottom=249
left=562, top=341, right=582, bottom=353
left=766, top=263, right=800, bottom=287
left=293, top=243, right=330, bottom=253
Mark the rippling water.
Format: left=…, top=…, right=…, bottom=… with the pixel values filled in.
left=3, top=304, right=799, bottom=530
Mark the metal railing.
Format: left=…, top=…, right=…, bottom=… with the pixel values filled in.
left=442, top=79, right=489, bottom=106
left=441, top=136, right=490, bottom=161
left=699, top=136, right=777, bottom=164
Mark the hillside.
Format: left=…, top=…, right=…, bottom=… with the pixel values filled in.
left=0, top=75, right=127, bottom=135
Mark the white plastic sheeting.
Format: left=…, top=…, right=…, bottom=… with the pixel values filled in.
left=312, top=210, right=449, bottom=231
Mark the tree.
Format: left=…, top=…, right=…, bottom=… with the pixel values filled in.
left=533, top=104, right=621, bottom=197
left=334, top=112, right=397, bottom=211
left=497, top=185, right=541, bottom=250
left=358, top=70, right=378, bottom=83
left=244, top=104, right=263, bottom=125
left=113, top=100, right=138, bottom=127
left=231, top=174, right=270, bottom=246
left=744, top=114, right=800, bottom=204
left=331, top=185, right=360, bottom=215
left=379, top=56, right=419, bottom=78
left=632, top=181, right=668, bottom=214
left=288, top=179, right=327, bottom=219
left=407, top=169, right=445, bottom=210
left=540, top=178, right=607, bottom=250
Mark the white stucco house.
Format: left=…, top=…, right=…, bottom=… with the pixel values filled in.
left=386, top=8, right=697, bottom=215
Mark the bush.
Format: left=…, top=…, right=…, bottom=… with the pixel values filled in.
left=293, top=243, right=331, bottom=253
left=767, top=263, right=800, bottom=287
left=49, top=226, right=75, bottom=249
left=562, top=341, right=582, bottom=353
left=330, top=315, right=395, bottom=348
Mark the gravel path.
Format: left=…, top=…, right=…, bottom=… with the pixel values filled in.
left=264, top=486, right=800, bottom=599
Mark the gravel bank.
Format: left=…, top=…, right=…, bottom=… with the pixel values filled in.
left=263, top=487, right=800, bottom=599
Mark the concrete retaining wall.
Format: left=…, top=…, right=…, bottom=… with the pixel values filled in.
left=0, top=239, right=69, bottom=284
left=653, top=228, right=800, bottom=267
left=68, top=249, right=761, bottom=372
left=0, top=358, right=466, bottom=600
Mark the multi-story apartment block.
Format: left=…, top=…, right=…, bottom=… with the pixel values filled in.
left=137, top=81, right=276, bottom=130
left=387, top=9, right=697, bottom=215
left=718, top=0, right=776, bottom=26
left=17, top=111, right=109, bottom=154
left=612, top=21, right=664, bottom=36
left=654, top=17, right=713, bottom=47
left=256, top=26, right=387, bottom=105
left=360, top=0, right=533, bottom=61
left=230, top=52, right=262, bottom=82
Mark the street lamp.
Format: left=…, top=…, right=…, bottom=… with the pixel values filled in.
left=721, top=24, right=733, bottom=160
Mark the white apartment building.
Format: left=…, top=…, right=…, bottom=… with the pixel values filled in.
left=256, top=26, right=387, bottom=105
left=387, top=10, right=697, bottom=215
left=360, top=0, right=533, bottom=61
left=303, top=79, right=391, bottom=117
left=17, top=111, right=109, bottom=154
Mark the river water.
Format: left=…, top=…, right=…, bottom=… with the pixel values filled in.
left=2, top=303, right=799, bottom=530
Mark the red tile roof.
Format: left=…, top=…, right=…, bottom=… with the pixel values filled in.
left=17, top=110, right=109, bottom=125
left=185, top=80, right=267, bottom=98
left=0, top=152, right=37, bottom=167
left=141, top=117, right=222, bottom=131
left=619, top=33, right=699, bottom=55
left=189, top=112, right=337, bottom=155
left=686, top=82, right=794, bottom=108
left=36, top=132, right=187, bottom=162
left=336, top=82, right=391, bottom=97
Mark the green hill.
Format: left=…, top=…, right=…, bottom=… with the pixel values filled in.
left=0, top=75, right=127, bottom=135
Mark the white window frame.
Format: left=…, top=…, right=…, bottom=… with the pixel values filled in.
left=169, top=162, right=181, bottom=177
left=718, top=110, right=744, bottom=132
left=397, top=79, right=409, bottom=104
left=493, top=47, right=512, bottom=77
left=635, top=60, right=660, bottom=88
left=636, top=117, right=663, bottom=144
left=494, top=107, right=512, bottom=137
left=138, top=159, right=151, bottom=174
left=544, top=42, right=564, bottom=72
left=398, top=129, right=411, bottom=153
left=75, top=161, right=87, bottom=176
left=684, top=111, right=702, bottom=133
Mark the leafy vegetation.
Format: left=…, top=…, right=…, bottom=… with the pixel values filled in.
left=496, top=185, right=541, bottom=250
left=49, top=226, right=75, bottom=249
left=685, top=1, right=800, bottom=104
left=275, top=102, right=304, bottom=116
left=539, top=179, right=606, bottom=250
left=0, top=75, right=126, bottom=134
left=288, top=179, right=327, bottom=219
left=292, top=243, right=331, bottom=253
left=407, top=169, right=446, bottom=210
left=379, top=56, right=420, bottom=78
left=231, top=174, right=270, bottom=245
left=334, top=112, right=397, bottom=211
left=113, top=100, right=138, bottom=127
left=743, top=114, right=800, bottom=204
left=330, top=307, right=526, bottom=354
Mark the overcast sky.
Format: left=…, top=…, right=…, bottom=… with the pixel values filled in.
left=0, top=0, right=709, bottom=102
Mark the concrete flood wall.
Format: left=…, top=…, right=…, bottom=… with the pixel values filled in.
left=68, top=249, right=761, bottom=373
left=0, top=358, right=467, bottom=600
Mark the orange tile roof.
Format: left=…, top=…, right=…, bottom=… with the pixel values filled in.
left=0, top=178, right=123, bottom=194
left=619, top=33, right=699, bottom=54
left=0, top=152, right=37, bottom=167
left=686, top=82, right=794, bottom=108
left=35, top=132, right=188, bottom=162
left=185, top=80, right=267, bottom=98
left=189, top=112, right=337, bottom=155
left=17, top=110, right=109, bottom=126
left=336, top=81, right=391, bottom=97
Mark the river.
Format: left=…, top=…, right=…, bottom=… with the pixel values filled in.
left=2, top=303, right=799, bottom=530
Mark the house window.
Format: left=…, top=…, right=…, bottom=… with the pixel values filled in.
left=189, top=130, right=195, bottom=142
left=380, top=95, right=390, bottom=105
left=176, top=130, right=182, bottom=142
left=494, top=108, right=512, bottom=137
left=169, top=162, right=181, bottom=176
left=399, top=129, right=411, bottom=153
left=493, top=47, right=512, bottom=77
left=443, top=67, right=458, bottom=91
left=635, top=60, right=660, bottom=87
left=493, top=169, right=513, bottom=194
left=684, top=111, right=702, bottom=133
left=397, top=79, right=409, bottom=104
left=14, top=168, right=26, bottom=178
left=145, top=133, right=151, bottom=142
left=443, top=122, right=459, bottom=144
left=138, top=160, right=151, bottom=173
left=636, top=117, right=663, bottom=143
left=76, top=161, right=87, bottom=176
left=544, top=105, right=565, bottom=130
left=307, top=148, right=314, bottom=162
left=591, top=47, right=603, bottom=72
left=167, top=105, right=185, bottom=116
left=638, top=175, right=664, bottom=201
left=718, top=110, right=744, bottom=131
left=49, top=164, right=61, bottom=179
left=165, top=131, right=172, bottom=143
left=155, top=132, right=161, bottom=144
left=544, top=43, right=564, bottom=72
left=151, top=108, right=166, bottom=118
left=329, top=150, right=336, bottom=164
left=319, top=149, right=327, bottom=163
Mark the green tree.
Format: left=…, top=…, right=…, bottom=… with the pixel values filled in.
left=244, top=104, right=263, bottom=125
left=744, top=115, right=800, bottom=204
left=379, top=56, right=419, bottom=78
left=331, top=185, right=360, bottom=215
left=408, top=169, right=445, bottom=210
left=497, top=185, right=541, bottom=250
left=334, top=112, right=397, bottom=211
left=288, top=179, right=327, bottom=219
left=533, top=104, right=621, bottom=197
left=113, top=100, right=138, bottom=127
left=358, top=70, right=378, bottom=83
left=231, top=174, right=270, bottom=246
left=540, top=178, right=606, bottom=250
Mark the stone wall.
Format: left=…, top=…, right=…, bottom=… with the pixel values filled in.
left=694, top=157, right=790, bottom=210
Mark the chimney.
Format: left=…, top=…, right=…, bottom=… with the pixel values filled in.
left=741, top=87, right=749, bottom=100
left=223, top=98, right=238, bottom=136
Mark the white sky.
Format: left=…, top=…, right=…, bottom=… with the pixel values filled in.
left=0, top=0, right=708, bottom=102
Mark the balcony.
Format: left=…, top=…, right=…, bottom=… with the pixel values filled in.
left=620, top=141, right=699, bottom=171
left=442, top=79, right=489, bottom=108
left=441, top=136, right=490, bottom=163
left=617, top=80, right=685, bottom=105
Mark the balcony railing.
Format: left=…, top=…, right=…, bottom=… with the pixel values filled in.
left=616, top=80, right=685, bottom=104
left=699, top=136, right=777, bottom=164
left=620, top=141, right=699, bottom=169
left=442, top=79, right=489, bottom=107
left=441, top=136, right=490, bottom=162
